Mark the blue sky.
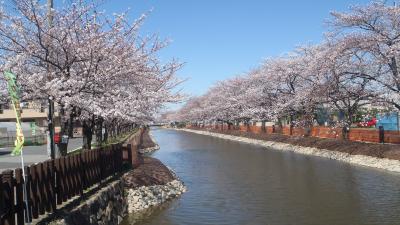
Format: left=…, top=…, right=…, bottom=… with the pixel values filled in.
left=99, top=0, right=373, bottom=99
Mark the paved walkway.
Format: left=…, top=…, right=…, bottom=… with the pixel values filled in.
left=0, top=138, right=83, bottom=172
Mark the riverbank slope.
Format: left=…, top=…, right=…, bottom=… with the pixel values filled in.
left=123, top=157, right=186, bottom=213
left=139, top=129, right=160, bottom=154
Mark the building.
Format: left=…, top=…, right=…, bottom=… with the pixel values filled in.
left=0, top=101, right=59, bottom=127
left=0, top=101, right=83, bottom=137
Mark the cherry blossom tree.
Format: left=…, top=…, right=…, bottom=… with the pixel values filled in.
left=0, top=0, right=182, bottom=154
left=329, top=1, right=400, bottom=110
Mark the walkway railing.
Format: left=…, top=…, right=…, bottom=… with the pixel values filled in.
left=0, top=128, right=144, bottom=225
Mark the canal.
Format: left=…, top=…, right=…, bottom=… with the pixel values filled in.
left=122, top=128, right=400, bottom=225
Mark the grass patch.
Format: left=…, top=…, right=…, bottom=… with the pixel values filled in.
left=68, top=128, right=139, bottom=155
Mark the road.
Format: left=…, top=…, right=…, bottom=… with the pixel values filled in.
left=0, top=138, right=83, bottom=172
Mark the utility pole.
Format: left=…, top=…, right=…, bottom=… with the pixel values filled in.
left=47, top=0, right=56, bottom=159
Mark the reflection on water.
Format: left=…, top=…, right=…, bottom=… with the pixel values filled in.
left=121, top=128, right=400, bottom=225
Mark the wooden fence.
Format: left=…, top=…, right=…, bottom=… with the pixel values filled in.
left=190, top=124, right=400, bottom=144
left=0, top=130, right=142, bottom=225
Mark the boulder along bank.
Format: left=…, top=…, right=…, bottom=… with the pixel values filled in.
left=179, top=128, right=400, bottom=174
left=123, top=157, right=186, bottom=213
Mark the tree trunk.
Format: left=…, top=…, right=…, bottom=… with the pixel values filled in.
left=67, top=107, right=76, bottom=138
left=67, top=117, right=74, bottom=138
left=289, top=114, right=294, bottom=136
left=95, top=117, right=103, bottom=145
left=103, top=126, right=109, bottom=143
left=261, top=120, right=266, bottom=133
left=83, top=120, right=93, bottom=150
left=278, top=118, right=283, bottom=133
left=57, top=107, right=69, bottom=156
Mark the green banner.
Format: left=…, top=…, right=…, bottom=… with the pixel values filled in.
left=4, top=71, right=24, bottom=156
left=30, top=121, right=36, bottom=136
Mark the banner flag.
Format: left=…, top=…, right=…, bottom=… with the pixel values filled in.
left=4, top=71, right=24, bottom=156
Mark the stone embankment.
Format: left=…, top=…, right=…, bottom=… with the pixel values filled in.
left=179, top=128, right=400, bottom=173
left=138, top=129, right=160, bottom=154
left=126, top=180, right=186, bottom=212
left=123, top=157, right=186, bottom=212
left=47, top=180, right=127, bottom=225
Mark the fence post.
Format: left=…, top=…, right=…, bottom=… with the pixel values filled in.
left=48, top=160, right=56, bottom=212
left=99, top=149, right=104, bottom=183
left=61, top=157, right=68, bottom=202
left=111, top=144, right=116, bottom=175
left=36, top=163, right=45, bottom=216
left=0, top=174, right=4, bottom=225
left=24, top=166, right=32, bottom=222
left=75, top=154, right=83, bottom=196
left=71, top=156, right=78, bottom=196
left=29, top=165, right=39, bottom=219
left=379, top=126, right=385, bottom=143
left=127, top=144, right=133, bottom=167
left=14, top=169, right=24, bottom=225
left=2, top=170, right=15, bottom=225
left=42, top=161, right=50, bottom=213
left=118, top=143, right=123, bottom=172
left=54, top=158, right=62, bottom=205
left=79, top=153, right=86, bottom=192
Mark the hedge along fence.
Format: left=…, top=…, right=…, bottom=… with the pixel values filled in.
left=0, top=136, right=47, bottom=148
left=188, top=124, right=400, bottom=144
left=0, top=128, right=144, bottom=225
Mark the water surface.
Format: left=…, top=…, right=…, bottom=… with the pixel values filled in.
left=122, top=128, right=400, bottom=225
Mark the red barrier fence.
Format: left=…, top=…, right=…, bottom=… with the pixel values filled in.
left=189, top=124, right=400, bottom=144
left=0, top=129, right=144, bottom=225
